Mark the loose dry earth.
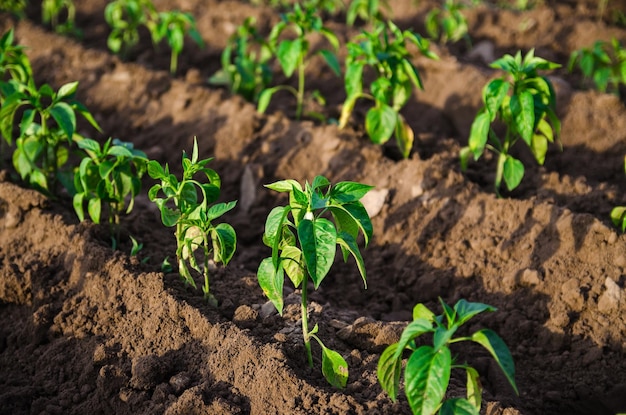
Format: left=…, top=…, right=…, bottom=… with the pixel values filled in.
left=1, top=1, right=626, bottom=414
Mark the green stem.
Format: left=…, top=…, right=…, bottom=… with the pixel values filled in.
left=170, top=50, right=178, bottom=75
left=301, top=279, right=313, bottom=367
left=296, top=52, right=305, bottom=120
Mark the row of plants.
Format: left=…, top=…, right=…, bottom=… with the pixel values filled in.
left=0, top=26, right=520, bottom=414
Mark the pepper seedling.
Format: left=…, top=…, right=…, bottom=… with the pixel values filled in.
left=568, top=37, right=626, bottom=97
left=257, top=175, right=373, bottom=387
left=460, top=49, right=561, bottom=196
left=378, top=298, right=518, bottom=415
left=208, top=17, right=273, bottom=102
left=105, top=0, right=159, bottom=58
left=153, top=10, right=204, bottom=74
left=0, top=28, right=34, bottom=94
left=73, top=137, right=147, bottom=246
left=0, top=80, right=101, bottom=194
left=346, top=0, right=390, bottom=26
left=257, top=3, right=340, bottom=120
left=42, top=0, right=81, bottom=37
left=148, top=138, right=237, bottom=306
left=425, top=0, right=472, bottom=45
left=339, top=20, right=438, bottom=158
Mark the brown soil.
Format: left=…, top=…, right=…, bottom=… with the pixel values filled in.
left=1, top=1, right=626, bottom=414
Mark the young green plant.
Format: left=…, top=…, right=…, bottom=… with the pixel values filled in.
left=425, top=0, right=471, bottom=45
left=0, top=28, right=34, bottom=98
left=460, top=49, right=561, bottom=196
left=257, top=3, right=340, bottom=120
left=610, top=156, right=626, bottom=232
left=346, top=0, right=390, bottom=26
left=0, top=81, right=101, bottom=194
left=339, top=20, right=438, bottom=158
left=208, top=17, right=273, bottom=102
left=378, top=298, right=518, bottom=415
left=42, top=0, right=81, bottom=37
left=73, top=138, right=147, bottom=246
left=257, top=176, right=373, bottom=387
left=104, top=0, right=159, bottom=58
left=568, top=38, right=626, bottom=96
left=153, top=10, right=204, bottom=74
left=148, top=138, right=237, bottom=306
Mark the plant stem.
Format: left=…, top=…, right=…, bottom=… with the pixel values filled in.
left=170, top=50, right=178, bottom=75
left=301, top=279, right=313, bottom=367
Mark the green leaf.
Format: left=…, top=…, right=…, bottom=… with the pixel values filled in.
left=257, top=257, right=284, bottom=315
left=320, top=345, right=349, bottom=388
left=459, top=146, right=472, bottom=172
left=530, top=133, right=548, bottom=165
left=471, top=329, right=518, bottom=394
left=78, top=138, right=101, bottom=153
left=395, top=115, right=414, bottom=159
left=107, top=145, right=134, bottom=158
left=454, top=300, right=496, bottom=326
left=257, top=86, right=280, bottom=114
left=405, top=346, right=451, bottom=415
left=465, top=366, right=482, bottom=411
left=147, top=160, right=166, bottom=179
left=393, top=318, right=434, bottom=360
left=264, top=205, right=289, bottom=248
left=503, top=155, right=524, bottom=191
left=365, top=105, right=397, bottom=145
left=298, top=218, right=337, bottom=289
left=265, top=179, right=302, bottom=193
left=413, top=303, right=436, bottom=321
left=468, top=110, right=490, bottom=160
left=510, top=90, right=534, bottom=145
left=88, top=197, right=102, bottom=224
left=610, top=206, right=626, bottom=232
left=57, top=81, right=78, bottom=99
left=319, top=49, right=340, bottom=76
left=328, top=202, right=373, bottom=245
left=212, top=223, right=237, bottom=265
left=73, top=192, right=85, bottom=222
left=160, top=205, right=181, bottom=227
left=50, top=101, right=77, bottom=139
left=344, top=62, right=364, bottom=98
left=483, top=78, right=509, bottom=121
left=206, top=200, right=237, bottom=221
left=280, top=245, right=304, bottom=288
left=337, top=232, right=367, bottom=287
left=377, top=343, right=403, bottom=402
left=439, top=398, right=480, bottom=415
left=277, top=38, right=302, bottom=77
left=329, top=182, right=373, bottom=204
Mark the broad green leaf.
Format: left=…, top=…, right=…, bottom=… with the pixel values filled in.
left=257, top=86, right=280, bottom=114
left=395, top=115, right=414, bottom=159
left=147, top=160, right=166, bottom=179
left=73, top=193, right=85, bottom=222
left=377, top=343, right=403, bottom=402
left=433, top=326, right=457, bottom=351
left=277, top=38, right=302, bottom=77
left=280, top=245, right=304, bottom=287
left=611, top=206, right=626, bottom=232
left=257, top=257, right=284, bottom=315
left=393, top=318, right=435, bottom=360
left=328, top=202, right=372, bottom=245
left=336, top=232, right=367, bottom=287
left=78, top=138, right=101, bottom=153
left=510, top=90, right=534, bottom=145
left=439, top=398, right=480, bottom=415
left=330, top=182, right=374, bottom=204
left=483, top=78, right=509, bottom=121
left=212, top=223, right=237, bottom=265
left=107, top=145, right=134, bottom=158
left=465, top=366, right=482, bottom=410
left=29, top=169, right=48, bottom=191
left=50, top=101, right=76, bottom=139
left=468, top=110, right=490, bottom=159
left=366, top=104, right=397, bottom=145
left=88, top=197, right=102, bottom=224
left=319, top=49, right=340, bottom=76
left=344, top=62, right=364, bottom=98
left=298, top=218, right=337, bottom=289
left=471, top=329, right=518, bottom=394
left=503, top=156, right=524, bottom=191
left=263, top=205, right=289, bottom=255
left=265, top=179, right=302, bottom=193
left=454, top=299, right=496, bottom=326
left=57, top=81, right=78, bottom=99
left=206, top=201, right=237, bottom=222
left=159, top=205, right=181, bottom=227
left=459, top=146, right=472, bottom=171
left=405, top=346, right=451, bottom=415
left=530, top=133, right=548, bottom=165
left=413, top=303, right=436, bottom=321
left=320, top=345, right=348, bottom=388
left=311, top=175, right=330, bottom=191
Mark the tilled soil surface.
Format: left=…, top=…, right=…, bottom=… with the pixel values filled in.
left=1, top=1, right=626, bottom=414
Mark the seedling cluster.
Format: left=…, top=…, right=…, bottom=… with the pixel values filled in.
left=4, top=1, right=626, bottom=413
